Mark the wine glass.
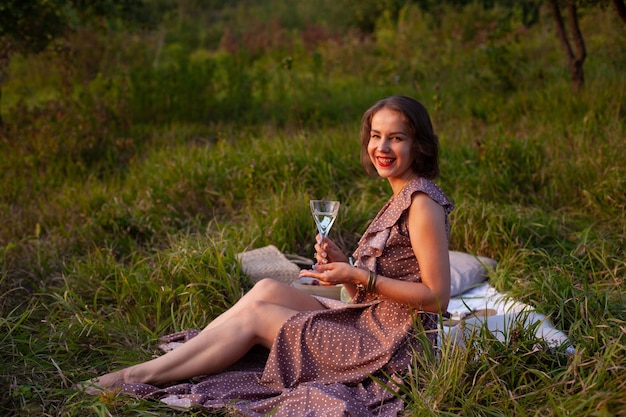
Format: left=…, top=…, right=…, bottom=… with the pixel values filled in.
left=310, top=199, right=340, bottom=247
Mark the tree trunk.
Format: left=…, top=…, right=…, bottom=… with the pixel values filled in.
left=547, top=0, right=587, bottom=91
left=612, top=0, right=626, bottom=24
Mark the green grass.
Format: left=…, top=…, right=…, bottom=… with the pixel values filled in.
left=1, top=2, right=625, bottom=416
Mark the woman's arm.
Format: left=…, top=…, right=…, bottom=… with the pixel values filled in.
left=300, top=193, right=450, bottom=313
left=395, top=192, right=450, bottom=311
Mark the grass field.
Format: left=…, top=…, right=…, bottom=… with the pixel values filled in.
left=1, top=2, right=625, bottom=416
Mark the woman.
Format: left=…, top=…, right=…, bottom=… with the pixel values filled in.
left=80, top=96, right=454, bottom=416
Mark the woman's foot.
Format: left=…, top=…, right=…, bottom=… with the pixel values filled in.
left=74, top=369, right=128, bottom=395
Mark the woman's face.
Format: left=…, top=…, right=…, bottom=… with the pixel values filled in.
left=367, top=108, right=415, bottom=185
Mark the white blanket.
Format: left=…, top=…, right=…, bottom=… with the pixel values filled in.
left=441, top=282, right=574, bottom=354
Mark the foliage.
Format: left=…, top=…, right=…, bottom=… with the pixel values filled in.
left=0, top=0, right=161, bottom=52
left=1, top=1, right=625, bottom=416
left=0, top=0, right=168, bottom=126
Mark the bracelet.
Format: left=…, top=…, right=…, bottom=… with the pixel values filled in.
left=366, top=270, right=378, bottom=293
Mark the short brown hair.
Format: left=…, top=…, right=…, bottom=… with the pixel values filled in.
left=360, top=96, right=439, bottom=179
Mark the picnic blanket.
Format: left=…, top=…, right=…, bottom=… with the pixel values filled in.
left=441, top=282, right=574, bottom=354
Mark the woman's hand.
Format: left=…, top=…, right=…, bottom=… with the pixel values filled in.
left=299, top=262, right=367, bottom=287
left=303, top=235, right=360, bottom=287
left=313, top=235, right=349, bottom=265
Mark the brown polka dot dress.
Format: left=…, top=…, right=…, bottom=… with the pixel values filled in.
left=118, top=177, right=454, bottom=416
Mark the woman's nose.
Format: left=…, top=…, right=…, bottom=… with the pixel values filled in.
left=377, top=137, right=390, bottom=151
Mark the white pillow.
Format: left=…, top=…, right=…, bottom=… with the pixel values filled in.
left=449, top=251, right=497, bottom=297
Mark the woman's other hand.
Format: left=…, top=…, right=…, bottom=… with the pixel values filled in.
left=313, top=235, right=349, bottom=264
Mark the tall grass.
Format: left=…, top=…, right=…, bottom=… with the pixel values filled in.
left=1, top=2, right=624, bottom=416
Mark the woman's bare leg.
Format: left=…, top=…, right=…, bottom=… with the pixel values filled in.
left=86, top=279, right=325, bottom=390
left=202, top=278, right=325, bottom=333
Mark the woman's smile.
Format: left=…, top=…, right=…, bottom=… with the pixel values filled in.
left=376, top=156, right=395, bottom=167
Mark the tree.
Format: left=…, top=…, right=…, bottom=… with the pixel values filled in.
left=546, top=0, right=587, bottom=91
